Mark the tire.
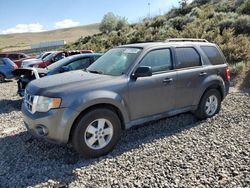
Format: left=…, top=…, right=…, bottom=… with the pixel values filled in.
left=72, top=108, right=121, bottom=158
left=0, top=73, right=5, bottom=83
left=194, top=89, right=221, bottom=120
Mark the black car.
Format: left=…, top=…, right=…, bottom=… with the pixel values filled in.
left=13, top=53, right=102, bottom=96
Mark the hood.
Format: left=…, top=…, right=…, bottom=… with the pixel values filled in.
left=27, top=70, right=116, bottom=96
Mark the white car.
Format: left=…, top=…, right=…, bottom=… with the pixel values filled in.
left=21, top=51, right=55, bottom=68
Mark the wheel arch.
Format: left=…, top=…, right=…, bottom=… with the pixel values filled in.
left=68, top=103, right=126, bottom=143
left=198, top=83, right=224, bottom=107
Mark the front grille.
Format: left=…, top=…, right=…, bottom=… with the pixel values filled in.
left=24, top=90, right=35, bottom=113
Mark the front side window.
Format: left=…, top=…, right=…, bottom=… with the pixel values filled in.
left=66, top=58, right=91, bottom=70
left=140, top=49, right=172, bottom=73
left=201, top=46, right=225, bottom=65
left=87, top=48, right=142, bottom=76
left=175, top=47, right=201, bottom=69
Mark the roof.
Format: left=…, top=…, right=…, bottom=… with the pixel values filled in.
left=120, top=40, right=216, bottom=49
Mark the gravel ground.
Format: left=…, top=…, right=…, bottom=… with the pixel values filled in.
left=0, top=80, right=249, bottom=188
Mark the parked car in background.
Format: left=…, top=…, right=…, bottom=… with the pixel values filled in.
left=23, top=51, right=66, bottom=68
left=0, top=52, right=31, bottom=67
left=21, top=51, right=55, bottom=68
left=22, top=39, right=230, bottom=158
left=0, top=58, right=18, bottom=82
left=13, top=53, right=102, bottom=96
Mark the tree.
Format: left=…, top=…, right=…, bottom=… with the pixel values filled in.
left=99, top=12, right=118, bottom=33
left=179, top=0, right=188, bottom=8
left=116, top=17, right=128, bottom=30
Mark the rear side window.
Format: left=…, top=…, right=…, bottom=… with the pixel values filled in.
left=201, top=46, right=225, bottom=65
left=140, top=49, right=173, bottom=73
left=175, top=47, right=201, bottom=69
left=8, top=54, right=19, bottom=60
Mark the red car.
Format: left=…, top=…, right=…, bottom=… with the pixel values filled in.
left=26, top=51, right=66, bottom=68
left=0, top=53, right=31, bottom=67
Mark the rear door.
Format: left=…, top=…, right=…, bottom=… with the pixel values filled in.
left=128, top=48, right=177, bottom=120
left=174, top=47, right=210, bottom=109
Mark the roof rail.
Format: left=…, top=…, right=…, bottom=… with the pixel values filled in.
left=165, top=38, right=208, bottom=43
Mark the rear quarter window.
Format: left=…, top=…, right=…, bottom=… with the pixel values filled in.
left=175, top=47, right=201, bottom=69
left=201, top=46, right=225, bottom=65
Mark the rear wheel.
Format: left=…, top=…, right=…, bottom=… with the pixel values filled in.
left=194, top=89, right=221, bottom=120
left=0, top=73, right=5, bottom=83
left=72, top=108, right=121, bottom=158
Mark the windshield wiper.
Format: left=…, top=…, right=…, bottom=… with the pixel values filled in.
left=87, top=70, right=103, bottom=74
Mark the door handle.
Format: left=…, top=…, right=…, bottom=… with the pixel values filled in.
left=199, top=72, right=207, bottom=76
left=163, top=78, right=173, bottom=84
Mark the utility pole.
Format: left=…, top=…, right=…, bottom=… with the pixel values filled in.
left=148, top=2, right=151, bottom=18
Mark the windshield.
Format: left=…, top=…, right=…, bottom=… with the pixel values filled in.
left=47, top=56, right=74, bottom=70
left=87, top=47, right=142, bottom=76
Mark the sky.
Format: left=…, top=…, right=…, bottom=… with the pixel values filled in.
left=0, top=0, right=180, bottom=35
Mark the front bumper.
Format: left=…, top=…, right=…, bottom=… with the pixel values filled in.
left=22, top=102, right=79, bottom=144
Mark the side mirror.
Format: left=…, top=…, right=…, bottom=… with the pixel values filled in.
left=60, top=66, right=70, bottom=73
left=132, top=66, right=152, bottom=79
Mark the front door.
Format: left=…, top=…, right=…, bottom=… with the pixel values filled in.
left=128, top=48, right=177, bottom=120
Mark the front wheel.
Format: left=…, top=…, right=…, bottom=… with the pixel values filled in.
left=194, top=89, right=221, bottom=120
left=72, top=108, right=121, bottom=158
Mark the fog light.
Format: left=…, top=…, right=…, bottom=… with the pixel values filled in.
left=36, top=125, right=48, bottom=136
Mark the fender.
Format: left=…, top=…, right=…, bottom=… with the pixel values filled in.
left=12, top=67, right=40, bottom=79
left=70, top=90, right=130, bottom=124
left=194, top=75, right=226, bottom=106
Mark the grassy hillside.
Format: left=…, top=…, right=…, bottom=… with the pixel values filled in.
left=0, top=23, right=100, bottom=52
left=66, top=0, right=250, bottom=65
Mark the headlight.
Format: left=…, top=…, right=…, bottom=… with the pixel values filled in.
left=33, top=96, right=61, bottom=113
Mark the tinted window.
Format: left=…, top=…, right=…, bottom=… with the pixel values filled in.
left=140, top=49, right=172, bottom=73
left=201, top=46, right=225, bottom=65
left=8, top=54, right=19, bottom=60
left=20, top=54, right=25, bottom=58
left=176, top=47, right=201, bottom=69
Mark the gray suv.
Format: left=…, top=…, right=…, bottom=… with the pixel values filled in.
left=22, top=39, right=230, bottom=158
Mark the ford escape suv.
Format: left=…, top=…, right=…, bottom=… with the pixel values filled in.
left=22, top=39, right=230, bottom=158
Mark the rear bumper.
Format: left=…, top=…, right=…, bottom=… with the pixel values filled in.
left=22, top=103, right=79, bottom=144
left=223, top=80, right=230, bottom=99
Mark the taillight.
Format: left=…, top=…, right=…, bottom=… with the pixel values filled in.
left=12, top=65, right=18, bottom=69
left=225, top=67, right=230, bottom=81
